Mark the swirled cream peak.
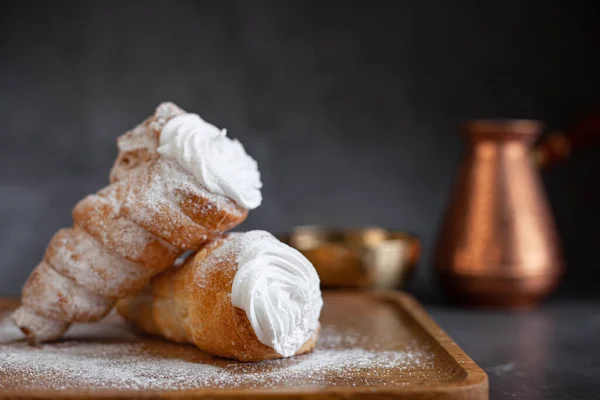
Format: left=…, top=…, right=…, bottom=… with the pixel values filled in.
left=157, top=113, right=262, bottom=209
left=231, top=231, right=323, bottom=357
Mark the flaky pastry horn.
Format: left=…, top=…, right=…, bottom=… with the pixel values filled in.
left=118, top=231, right=323, bottom=362
left=14, top=103, right=262, bottom=343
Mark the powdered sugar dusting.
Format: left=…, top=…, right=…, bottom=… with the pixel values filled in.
left=117, top=102, right=183, bottom=154
left=0, top=315, right=24, bottom=344
left=123, top=159, right=244, bottom=249
left=191, top=232, right=243, bottom=288
left=116, top=124, right=158, bottom=154
left=109, top=102, right=182, bottom=184
left=0, top=313, right=440, bottom=392
left=49, top=229, right=156, bottom=298
left=90, top=188, right=177, bottom=261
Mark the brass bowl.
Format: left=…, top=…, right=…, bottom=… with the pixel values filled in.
left=280, top=226, right=420, bottom=289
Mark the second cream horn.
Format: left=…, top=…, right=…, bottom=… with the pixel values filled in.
left=118, top=230, right=323, bottom=362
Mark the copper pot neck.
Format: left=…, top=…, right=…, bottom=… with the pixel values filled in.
left=463, top=119, right=542, bottom=142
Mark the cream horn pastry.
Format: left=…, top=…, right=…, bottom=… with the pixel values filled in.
left=117, top=230, right=323, bottom=362
left=14, top=103, right=263, bottom=343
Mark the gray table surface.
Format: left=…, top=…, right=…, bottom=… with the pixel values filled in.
left=428, top=300, right=600, bottom=400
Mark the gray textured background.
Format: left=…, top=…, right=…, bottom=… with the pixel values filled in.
left=1, top=0, right=599, bottom=298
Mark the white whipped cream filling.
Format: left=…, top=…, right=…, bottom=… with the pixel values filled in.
left=157, top=113, right=262, bottom=209
left=231, top=231, right=323, bottom=357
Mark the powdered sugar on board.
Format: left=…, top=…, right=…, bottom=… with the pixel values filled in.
left=0, top=312, right=441, bottom=391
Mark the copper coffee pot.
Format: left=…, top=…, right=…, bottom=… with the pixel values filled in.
left=434, top=120, right=564, bottom=309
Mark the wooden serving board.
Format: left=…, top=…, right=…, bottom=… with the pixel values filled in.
left=0, top=292, right=487, bottom=399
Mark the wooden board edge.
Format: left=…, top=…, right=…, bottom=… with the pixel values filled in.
left=374, top=290, right=489, bottom=399
left=0, top=298, right=20, bottom=309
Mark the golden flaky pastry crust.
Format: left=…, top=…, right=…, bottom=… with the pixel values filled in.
left=14, top=103, right=248, bottom=343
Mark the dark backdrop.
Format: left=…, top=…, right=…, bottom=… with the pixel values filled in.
left=1, top=0, right=599, bottom=299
